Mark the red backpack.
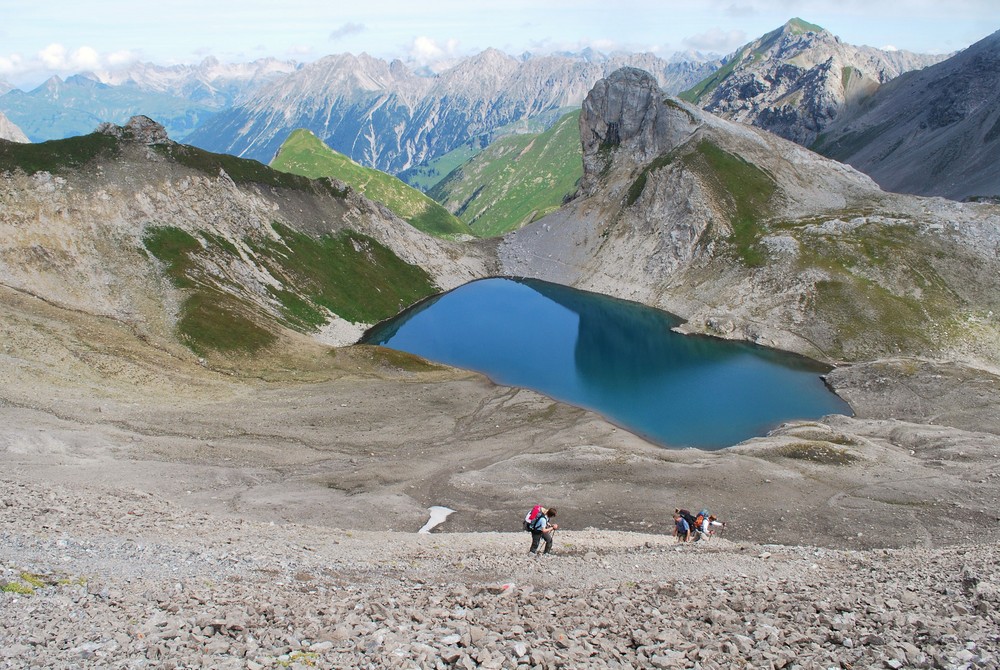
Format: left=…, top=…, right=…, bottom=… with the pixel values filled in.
left=523, top=505, right=543, bottom=531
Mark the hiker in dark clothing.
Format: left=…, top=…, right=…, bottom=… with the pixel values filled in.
left=675, top=508, right=696, bottom=529
left=528, top=507, right=558, bottom=555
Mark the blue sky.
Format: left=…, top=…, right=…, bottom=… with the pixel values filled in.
left=0, top=0, right=997, bottom=88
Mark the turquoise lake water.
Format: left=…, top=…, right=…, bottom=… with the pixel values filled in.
left=362, top=278, right=852, bottom=449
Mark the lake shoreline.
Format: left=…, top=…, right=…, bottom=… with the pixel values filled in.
left=363, top=277, right=851, bottom=449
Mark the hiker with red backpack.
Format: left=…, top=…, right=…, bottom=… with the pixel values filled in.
left=525, top=506, right=558, bottom=555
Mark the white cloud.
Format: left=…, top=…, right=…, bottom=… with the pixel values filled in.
left=725, top=3, right=760, bottom=17
left=406, top=36, right=460, bottom=65
left=287, top=45, right=317, bottom=57
left=39, top=43, right=112, bottom=71
left=0, top=43, right=141, bottom=86
left=71, top=46, right=101, bottom=70
left=683, top=28, right=748, bottom=53
left=106, top=50, right=139, bottom=67
left=330, top=22, right=365, bottom=41
left=0, top=53, right=24, bottom=74
left=38, top=43, right=69, bottom=69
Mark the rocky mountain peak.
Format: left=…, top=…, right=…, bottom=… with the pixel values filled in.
left=743, top=17, right=836, bottom=70
left=579, top=67, right=701, bottom=191
left=96, top=115, right=170, bottom=145
left=435, top=48, right=520, bottom=95
left=681, top=19, right=946, bottom=146
left=39, top=76, right=64, bottom=94
left=783, top=17, right=826, bottom=37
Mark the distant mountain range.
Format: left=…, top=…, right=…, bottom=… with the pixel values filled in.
left=185, top=49, right=720, bottom=172
left=0, top=57, right=296, bottom=142
left=2, top=20, right=997, bottom=203
left=814, top=29, right=1000, bottom=201
left=0, top=49, right=716, bottom=175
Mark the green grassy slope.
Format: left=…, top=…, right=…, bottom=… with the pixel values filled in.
left=0, top=133, right=345, bottom=198
left=626, top=139, right=776, bottom=267
left=400, top=107, right=578, bottom=192
left=427, top=111, right=583, bottom=237
left=143, top=223, right=437, bottom=355
left=398, top=142, right=484, bottom=192
left=679, top=48, right=749, bottom=105
left=271, top=129, right=472, bottom=238
left=0, top=133, right=440, bottom=357
left=0, top=133, right=121, bottom=173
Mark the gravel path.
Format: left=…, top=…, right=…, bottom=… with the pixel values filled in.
left=2, top=475, right=998, bottom=669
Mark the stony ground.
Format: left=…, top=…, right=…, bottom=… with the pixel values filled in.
left=2, top=475, right=998, bottom=670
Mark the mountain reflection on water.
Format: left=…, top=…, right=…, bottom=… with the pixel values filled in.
left=362, top=278, right=851, bottom=449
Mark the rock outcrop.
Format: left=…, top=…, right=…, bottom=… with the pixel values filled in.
left=814, top=29, right=1000, bottom=201
left=580, top=67, right=701, bottom=192
left=0, top=110, right=28, bottom=143
left=96, top=115, right=170, bottom=144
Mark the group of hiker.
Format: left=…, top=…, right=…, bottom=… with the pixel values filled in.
left=522, top=504, right=724, bottom=555
left=673, top=507, right=724, bottom=543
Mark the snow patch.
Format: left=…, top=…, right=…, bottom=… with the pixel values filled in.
left=418, top=506, right=455, bottom=533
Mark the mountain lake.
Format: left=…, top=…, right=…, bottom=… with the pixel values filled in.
left=362, top=278, right=852, bottom=449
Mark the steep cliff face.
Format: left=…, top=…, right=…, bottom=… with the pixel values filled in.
left=501, top=68, right=1000, bottom=368
left=814, top=29, right=1000, bottom=201
left=186, top=51, right=718, bottom=171
left=681, top=19, right=945, bottom=147
left=0, top=110, right=29, bottom=143
left=580, top=68, right=703, bottom=193
left=0, top=118, right=491, bottom=358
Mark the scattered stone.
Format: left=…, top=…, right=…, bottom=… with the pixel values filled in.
left=1, top=464, right=997, bottom=669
